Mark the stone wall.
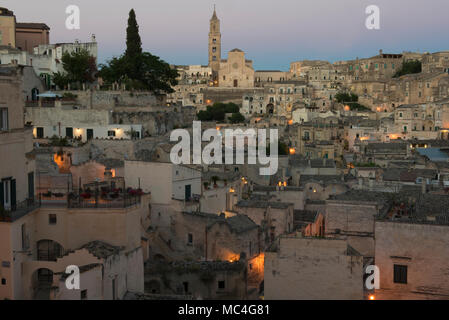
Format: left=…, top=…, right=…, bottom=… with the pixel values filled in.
left=325, top=200, right=377, bottom=257
left=264, top=237, right=364, bottom=300
left=375, top=221, right=449, bottom=299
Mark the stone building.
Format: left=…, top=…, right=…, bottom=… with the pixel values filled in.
left=324, top=191, right=388, bottom=258
left=208, top=8, right=221, bottom=80
left=254, top=70, right=291, bottom=84
left=16, top=23, right=50, bottom=54
left=422, top=51, right=449, bottom=74
left=374, top=193, right=449, bottom=300
left=0, top=65, right=36, bottom=220
left=154, top=210, right=261, bottom=262
left=0, top=7, right=16, bottom=47
left=0, top=7, right=50, bottom=53
left=26, top=102, right=143, bottom=141
left=0, top=66, right=148, bottom=300
left=218, top=49, right=255, bottom=88
left=264, top=236, right=364, bottom=300
left=234, top=200, right=294, bottom=243
left=144, top=260, right=248, bottom=299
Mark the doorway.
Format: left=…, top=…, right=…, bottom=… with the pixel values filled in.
left=87, top=129, right=94, bottom=140
left=185, top=184, right=191, bottom=201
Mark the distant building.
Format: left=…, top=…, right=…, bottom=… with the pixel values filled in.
left=16, top=23, right=50, bottom=53
left=218, top=49, right=255, bottom=88
left=0, top=7, right=50, bottom=53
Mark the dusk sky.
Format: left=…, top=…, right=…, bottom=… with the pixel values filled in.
left=4, top=0, right=449, bottom=70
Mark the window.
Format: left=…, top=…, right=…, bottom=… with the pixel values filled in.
left=36, top=127, right=44, bottom=138
left=187, top=233, right=193, bottom=245
left=1, top=278, right=6, bottom=285
left=49, top=214, right=57, bottom=225
left=1, top=179, right=14, bottom=210
left=218, top=280, right=225, bottom=290
left=66, top=127, right=73, bottom=139
left=183, top=282, right=189, bottom=293
left=107, top=130, right=116, bottom=137
left=81, top=289, right=88, bottom=300
left=393, top=265, right=407, bottom=284
left=0, top=108, right=8, bottom=131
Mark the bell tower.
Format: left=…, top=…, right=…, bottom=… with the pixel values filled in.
left=208, top=5, right=221, bottom=81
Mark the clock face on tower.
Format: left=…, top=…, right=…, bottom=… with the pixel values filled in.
left=232, top=63, right=239, bottom=69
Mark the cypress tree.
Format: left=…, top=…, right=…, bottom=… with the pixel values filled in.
left=125, top=9, right=142, bottom=59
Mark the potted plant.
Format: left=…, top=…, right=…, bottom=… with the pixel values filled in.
left=203, top=182, right=210, bottom=190
left=80, top=192, right=91, bottom=199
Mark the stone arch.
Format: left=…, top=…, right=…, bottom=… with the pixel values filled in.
left=37, top=239, right=65, bottom=261
left=31, top=268, right=54, bottom=300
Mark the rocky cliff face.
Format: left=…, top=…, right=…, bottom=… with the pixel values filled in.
left=112, top=109, right=196, bottom=136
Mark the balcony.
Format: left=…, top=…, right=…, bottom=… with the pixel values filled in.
left=67, top=189, right=142, bottom=209
left=25, top=100, right=56, bottom=108
left=0, top=198, right=41, bottom=222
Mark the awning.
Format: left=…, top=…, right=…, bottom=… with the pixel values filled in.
left=37, top=91, right=62, bottom=98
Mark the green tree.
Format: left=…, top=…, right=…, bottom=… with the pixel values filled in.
left=125, top=9, right=142, bottom=59
left=229, top=112, right=245, bottom=124
left=393, top=60, right=422, bottom=78
left=225, top=103, right=239, bottom=113
left=125, top=9, right=142, bottom=81
left=335, top=92, right=358, bottom=103
left=99, top=9, right=178, bottom=94
left=197, top=110, right=213, bottom=121
left=57, top=49, right=97, bottom=86
left=52, top=71, right=70, bottom=90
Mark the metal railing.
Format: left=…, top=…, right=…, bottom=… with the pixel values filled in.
left=0, top=198, right=41, bottom=222
left=67, top=193, right=141, bottom=209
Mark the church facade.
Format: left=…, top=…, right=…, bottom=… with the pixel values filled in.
left=208, top=8, right=254, bottom=88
